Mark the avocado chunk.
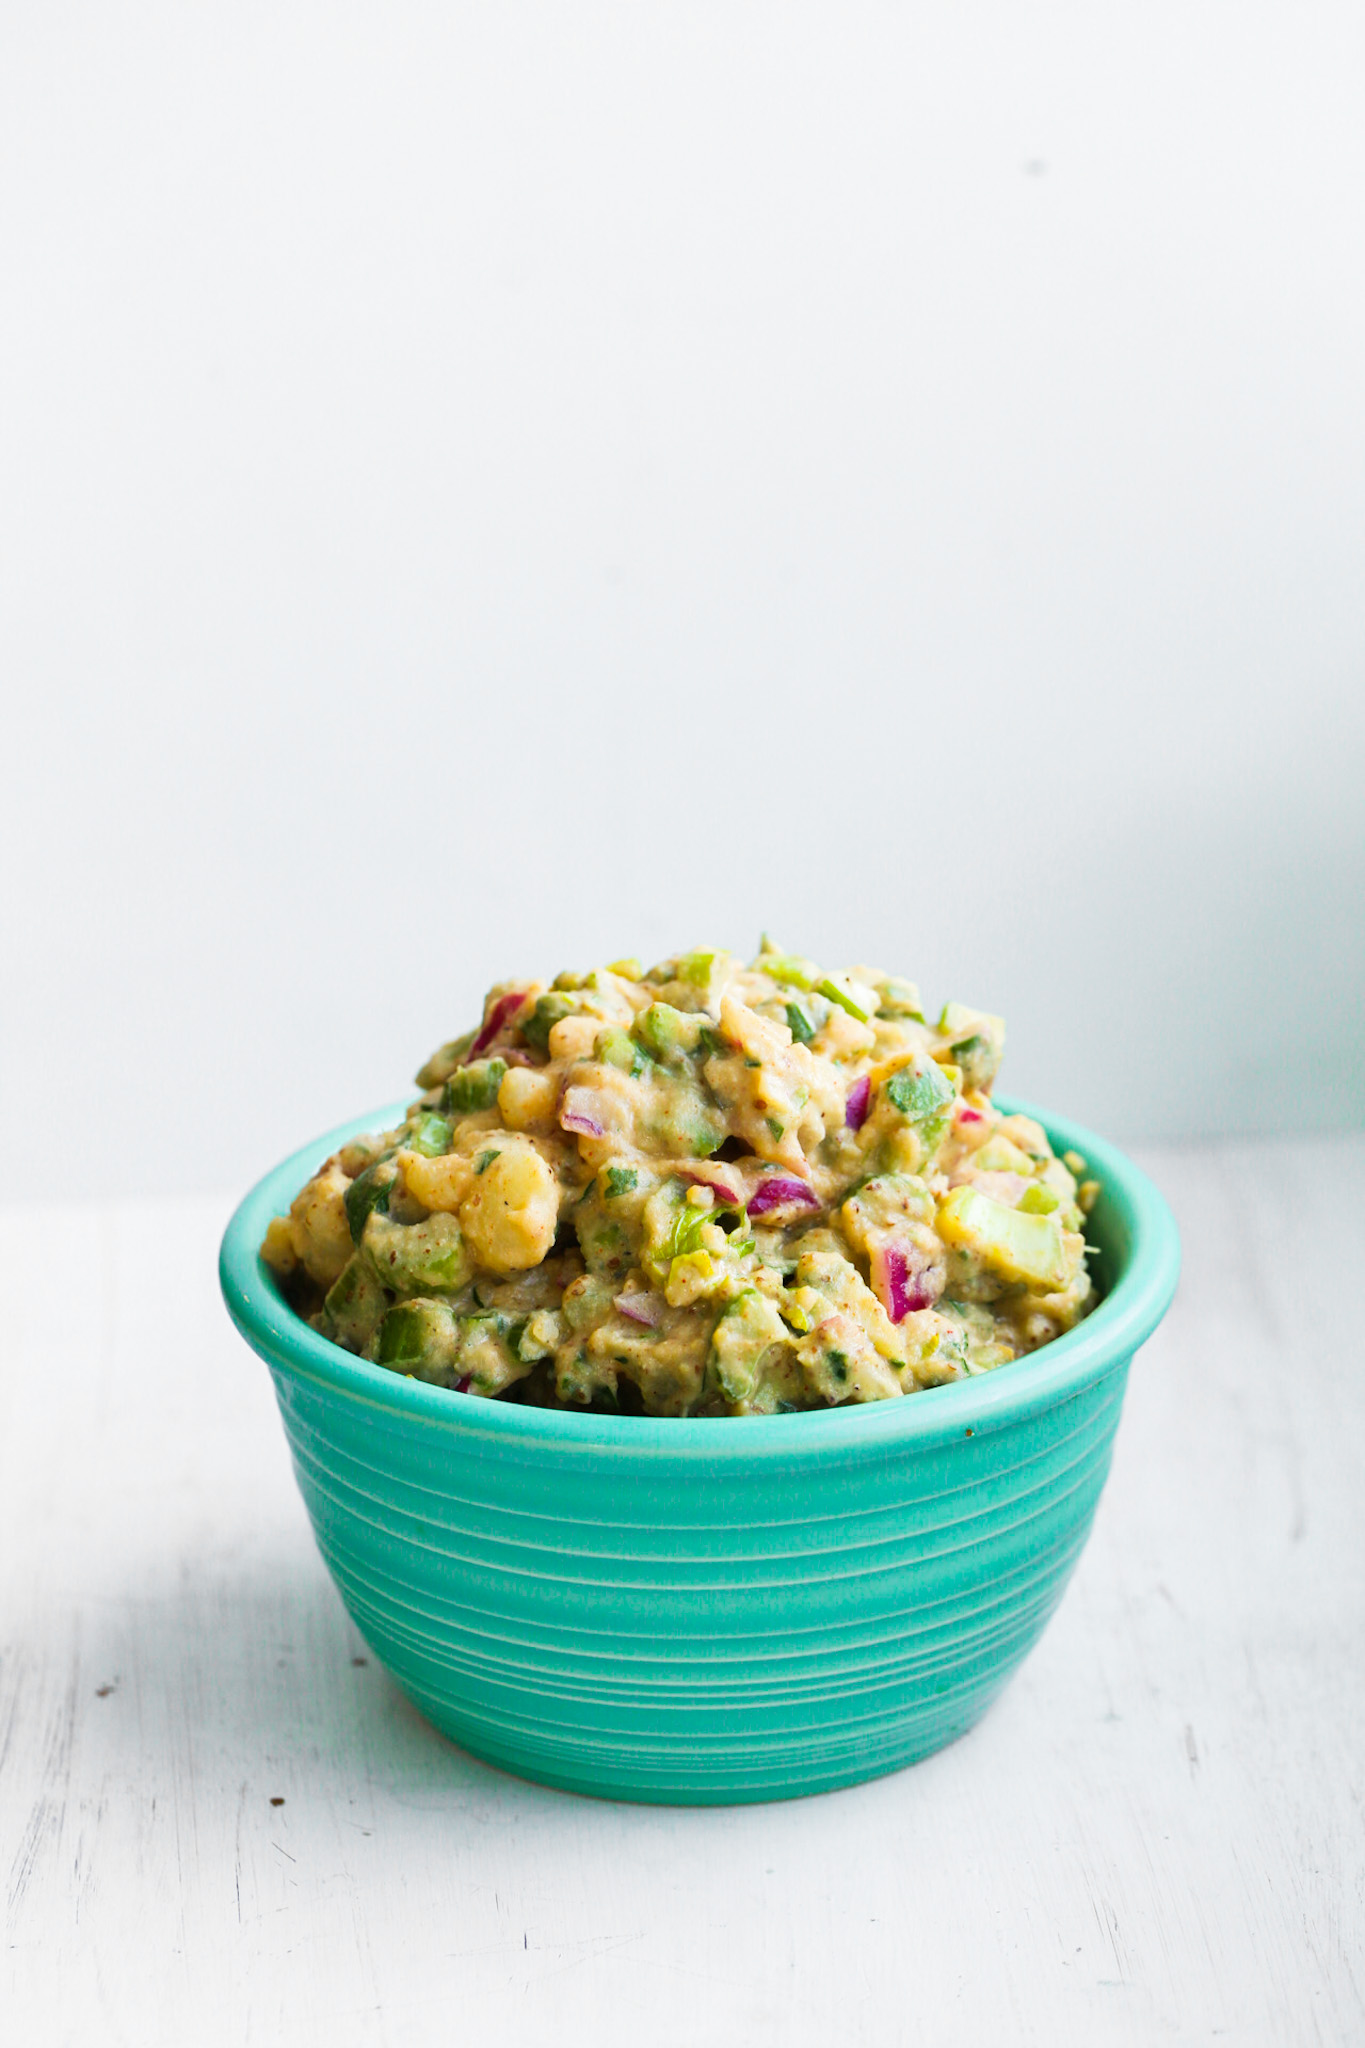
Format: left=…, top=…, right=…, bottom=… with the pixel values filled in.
left=937, top=1184, right=1069, bottom=1291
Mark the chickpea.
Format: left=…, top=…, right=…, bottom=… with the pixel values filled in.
left=458, top=1140, right=560, bottom=1274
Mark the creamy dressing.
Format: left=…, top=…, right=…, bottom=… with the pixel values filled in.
left=261, top=943, right=1099, bottom=1415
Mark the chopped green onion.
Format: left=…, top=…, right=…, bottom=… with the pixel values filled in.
left=816, top=977, right=871, bottom=1023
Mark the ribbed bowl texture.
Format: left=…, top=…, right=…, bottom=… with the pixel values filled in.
left=221, top=1097, right=1179, bottom=1805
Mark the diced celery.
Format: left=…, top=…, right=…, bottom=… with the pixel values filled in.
left=344, top=1162, right=394, bottom=1246
left=408, top=1113, right=453, bottom=1157
left=884, top=1058, right=954, bottom=1124
left=456, top=1312, right=527, bottom=1395
left=762, top=954, right=819, bottom=991
left=677, top=949, right=719, bottom=987
left=938, top=1002, right=1005, bottom=1092
left=632, top=1003, right=703, bottom=1060
left=1019, top=1183, right=1060, bottom=1215
left=363, top=1211, right=472, bottom=1294
left=323, top=1254, right=390, bottom=1351
left=375, top=1299, right=461, bottom=1380
left=443, top=1059, right=506, bottom=1115
left=606, top=957, right=642, bottom=980
left=596, top=1027, right=648, bottom=1076
left=938, top=1185, right=1068, bottom=1291
left=522, top=992, right=577, bottom=1052
left=973, top=1134, right=1034, bottom=1174
left=514, top=1307, right=563, bottom=1362
left=873, top=976, right=925, bottom=1022
left=560, top=1272, right=616, bottom=1334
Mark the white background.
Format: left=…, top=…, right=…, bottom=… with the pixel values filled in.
left=3, top=1, right=1363, bottom=1199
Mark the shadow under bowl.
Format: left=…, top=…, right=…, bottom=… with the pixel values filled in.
left=220, top=1096, right=1179, bottom=1806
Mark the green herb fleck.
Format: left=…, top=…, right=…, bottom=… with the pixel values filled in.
left=661, top=1203, right=709, bottom=1261
left=785, top=1001, right=815, bottom=1043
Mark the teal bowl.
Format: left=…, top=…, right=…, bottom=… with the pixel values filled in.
left=220, top=1098, right=1179, bottom=1805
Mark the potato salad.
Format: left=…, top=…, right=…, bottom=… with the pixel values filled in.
left=261, top=944, right=1100, bottom=1416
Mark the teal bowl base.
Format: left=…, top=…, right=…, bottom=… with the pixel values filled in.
left=387, top=1664, right=1021, bottom=1806
left=226, top=1097, right=1179, bottom=1808
left=306, top=1498, right=1097, bottom=1805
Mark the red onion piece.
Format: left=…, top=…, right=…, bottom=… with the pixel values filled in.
left=679, top=1168, right=743, bottom=1208
left=469, top=990, right=528, bottom=1058
left=871, top=1241, right=937, bottom=1322
left=614, top=1292, right=661, bottom=1327
left=748, top=1175, right=820, bottom=1217
left=845, top=1074, right=871, bottom=1130
left=559, top=1087, right=607, bottom=1139
left=958, top=1107, right=984, bottom=1125
left=455, top=1375, right=473, bottom=1394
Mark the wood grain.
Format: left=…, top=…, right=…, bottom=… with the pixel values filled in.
left=3, top=1138, right=1362, bottom=2046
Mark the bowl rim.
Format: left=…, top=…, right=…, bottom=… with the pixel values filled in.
left=220, top=1095, right=1180, bottom=1460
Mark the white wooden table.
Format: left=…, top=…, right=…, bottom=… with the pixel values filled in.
left=4, top=1138, right=1362, bottom=2047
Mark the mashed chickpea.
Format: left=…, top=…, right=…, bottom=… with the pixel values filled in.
left=262, top=942, right=1099, bottom=1416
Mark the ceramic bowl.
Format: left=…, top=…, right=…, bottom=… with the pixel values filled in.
left=220, top=1097, right=1179, bottom=1805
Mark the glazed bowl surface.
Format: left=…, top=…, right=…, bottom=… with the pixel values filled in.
left=220, top=1097, right=1179, bottom=1805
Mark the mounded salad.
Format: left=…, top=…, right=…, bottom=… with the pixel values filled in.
left=261, top=943, right=1101, bottom=1417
